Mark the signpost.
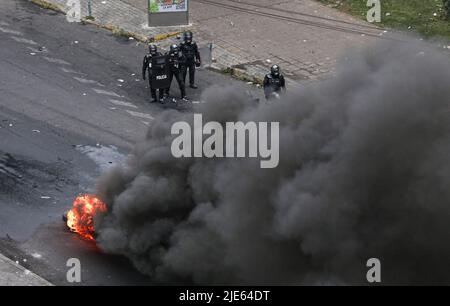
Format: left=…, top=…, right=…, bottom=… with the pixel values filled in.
left=87, top=0, right=92, bottom=18
left=148, top=0, right=189, bottom=27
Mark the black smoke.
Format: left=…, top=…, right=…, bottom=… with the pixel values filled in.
left=95, top=40, right=450, bottom=285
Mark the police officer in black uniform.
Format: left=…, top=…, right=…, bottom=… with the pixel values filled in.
left=263, top=65, right=286, bottom=100
left=166, top=44, right=187, bottom=100
left=179, top=31, right=201, bottom=89
left=142, top=44, right=164, bottom=102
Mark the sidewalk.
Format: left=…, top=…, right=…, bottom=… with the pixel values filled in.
left=32, top=0, right=387, bottom=84
left=0, top=253, right=52, bottom=286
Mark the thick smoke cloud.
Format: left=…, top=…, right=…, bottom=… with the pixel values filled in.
left=95, top=40, right=450, bottom=285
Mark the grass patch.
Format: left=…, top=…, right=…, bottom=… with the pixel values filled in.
left=220, top=67, right=233, bottom=75
left=317, top=0, right=450, bottom=39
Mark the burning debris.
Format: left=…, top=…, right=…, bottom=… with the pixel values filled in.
left=64, top=194, right=107, bottom=241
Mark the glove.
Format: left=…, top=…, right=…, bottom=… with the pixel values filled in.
left=195, top=60, right=201, bottom=67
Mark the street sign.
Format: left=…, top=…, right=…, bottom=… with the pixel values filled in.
left=148, top=0, right=189, bottom=27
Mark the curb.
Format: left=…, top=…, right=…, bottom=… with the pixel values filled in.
left=0, top=253, right=53, bottom=286
left=208, top=65, right=264, bottom=86
left=231, top=67, right=265, bottom=85
left=83, top=20, right=149, bottom=42
left=149, top=31, right=183, bottom=43
left=30, top=0, right=64, bottom=13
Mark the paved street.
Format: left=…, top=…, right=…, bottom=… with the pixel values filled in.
left=0, top=0, right=247, bottom=285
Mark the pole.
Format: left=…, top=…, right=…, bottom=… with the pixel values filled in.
left=88, top=0, right=92, bottom=17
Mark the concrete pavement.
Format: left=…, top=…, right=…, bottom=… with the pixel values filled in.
left=0, top=253, right=52, bottom=285
left=31, top=0, right=388, bottom=84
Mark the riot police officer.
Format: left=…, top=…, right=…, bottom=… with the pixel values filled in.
left=263, top=65, right=286, bottom=100
left=142, top=44, right=164, bottom=102
left=179, top=31, right=201, bottom=89
left=166, top=44, right=187, bottom=100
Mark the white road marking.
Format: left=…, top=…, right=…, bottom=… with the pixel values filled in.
left=75, top=144, right=126, bottom=172
left=0, top=21, right=10, bottom=26
left=42, top=56, right=71, bottom=66
left=92, top=88, right=121, bottom=97
left=73, top=77, right=104, bottom=87
left=31, top=253, right=42, bottom=259
left=109, top=99, right=138, bottom=109
left=60, top=67, right=87, bottom=75
left=141, top=121, right=150, bottom=126
left=0, top=26, right=22, bottom=35
left=126, top=110, right=154, bottom=120
left=10, top=36, right=38, bottom=45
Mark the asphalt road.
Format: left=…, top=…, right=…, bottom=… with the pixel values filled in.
left=0, top=0, right=254, bottom=285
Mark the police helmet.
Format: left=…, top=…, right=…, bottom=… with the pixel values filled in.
left=149, top=44, right=157, bottom=55
left=184, top=31, right=193, bottom=43
left=170, top=44, right=179, bottom=54
left=271, top=65, right=280, bottom=77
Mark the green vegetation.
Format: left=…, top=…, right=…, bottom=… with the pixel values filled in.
left=149, top=0, right=159, bottom=13
left=318, top=0, right=450, bottom=39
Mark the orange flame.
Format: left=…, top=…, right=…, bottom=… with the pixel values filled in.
left=66, top=194, right=107, bottom=241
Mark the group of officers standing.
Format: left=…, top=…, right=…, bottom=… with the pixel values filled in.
left=142, top=31, right=200, bottom=103
left=142, top=31, right=286, bottom=103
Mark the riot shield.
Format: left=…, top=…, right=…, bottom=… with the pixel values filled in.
left=150, top=55, right=171, bottom=89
